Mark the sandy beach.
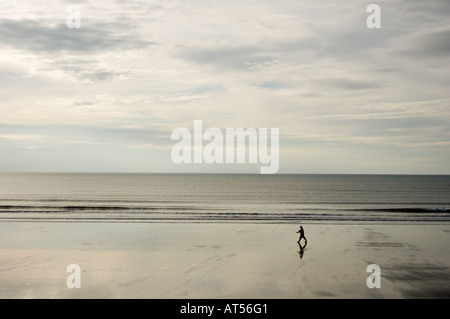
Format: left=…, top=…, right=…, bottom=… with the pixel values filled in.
left=1, top=222, right=450, bottom=299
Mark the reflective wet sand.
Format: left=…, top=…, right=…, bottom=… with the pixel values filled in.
left=1, top=222, right=449, bottom=298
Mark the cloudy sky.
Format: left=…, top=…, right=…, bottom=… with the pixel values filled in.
left=0, top=0, right=449, bottom=174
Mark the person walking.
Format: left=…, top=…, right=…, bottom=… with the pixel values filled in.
left=297, top=226, right=307, bottom=246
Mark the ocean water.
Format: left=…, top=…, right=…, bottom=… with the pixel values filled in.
left=0, top=173, right=449, bottom=224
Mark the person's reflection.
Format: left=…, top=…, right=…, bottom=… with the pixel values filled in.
left=298, top=242, right=307, bottom=259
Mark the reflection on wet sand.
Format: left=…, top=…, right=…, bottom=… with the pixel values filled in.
left=383, top=262, right=450, bottom=298
left=298, top=242, right=306, bottom=259
left=2, top=223, right=450, bottom=298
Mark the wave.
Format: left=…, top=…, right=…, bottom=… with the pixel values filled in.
left=340, top=207, right=450, bottom=213
left=1, top=204, right=450, bottom=223
left=1, top=204, right=449, bottom=212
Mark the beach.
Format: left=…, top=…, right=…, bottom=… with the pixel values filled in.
left=1, top=222, right=450, bottom=299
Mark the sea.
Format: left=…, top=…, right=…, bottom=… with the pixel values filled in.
left=0, top=173, right=449, bottom=224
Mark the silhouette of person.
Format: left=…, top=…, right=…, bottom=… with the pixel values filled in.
left=297, top=226, right=307, bottom=246
left=298, top=243, right=305, bottom=258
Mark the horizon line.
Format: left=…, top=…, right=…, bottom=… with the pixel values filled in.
left=1, top=171, right=449, bottom=176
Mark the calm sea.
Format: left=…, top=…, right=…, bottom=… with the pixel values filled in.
left=0, top=173, right=449, bottom=224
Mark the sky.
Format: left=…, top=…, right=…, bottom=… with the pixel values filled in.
left=0, top=0, right=449, bottom=174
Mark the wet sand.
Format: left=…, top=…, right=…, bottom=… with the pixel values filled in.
left=1, top=222, right=450, bottom=298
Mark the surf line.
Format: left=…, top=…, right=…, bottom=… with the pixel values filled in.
left=171, top=120, right=279, bottom=174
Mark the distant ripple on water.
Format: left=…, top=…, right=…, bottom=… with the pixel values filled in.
left=1, top=173, right=449, bottom=224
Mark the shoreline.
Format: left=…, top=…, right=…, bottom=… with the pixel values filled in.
left=1, top=222, right=450, bottom=298
left=1, top=219, right=450, bottom=225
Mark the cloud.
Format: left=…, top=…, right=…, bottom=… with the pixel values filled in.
left=0, top=134, right=44, bottom=142
left=379, top=25, right=450, bottom=63
left=0, top=19, right=153, bottom=53
left=316, top=78, right=385, bottom=91
left=48, top=58, right=138, bottom=82
left=177, top=45, right=272, bottom=70
left=177, top=37, right=326, bottom=72
left=0, top=123, right=170, bottom=149
left=0, top=17, right=155, bottom=82
left=1, top=0, right=449, bottom=173
left=388, top=0, right=450, bottom=27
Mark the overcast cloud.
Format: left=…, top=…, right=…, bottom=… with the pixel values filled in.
left=0, top=0, right=449, bottom=174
